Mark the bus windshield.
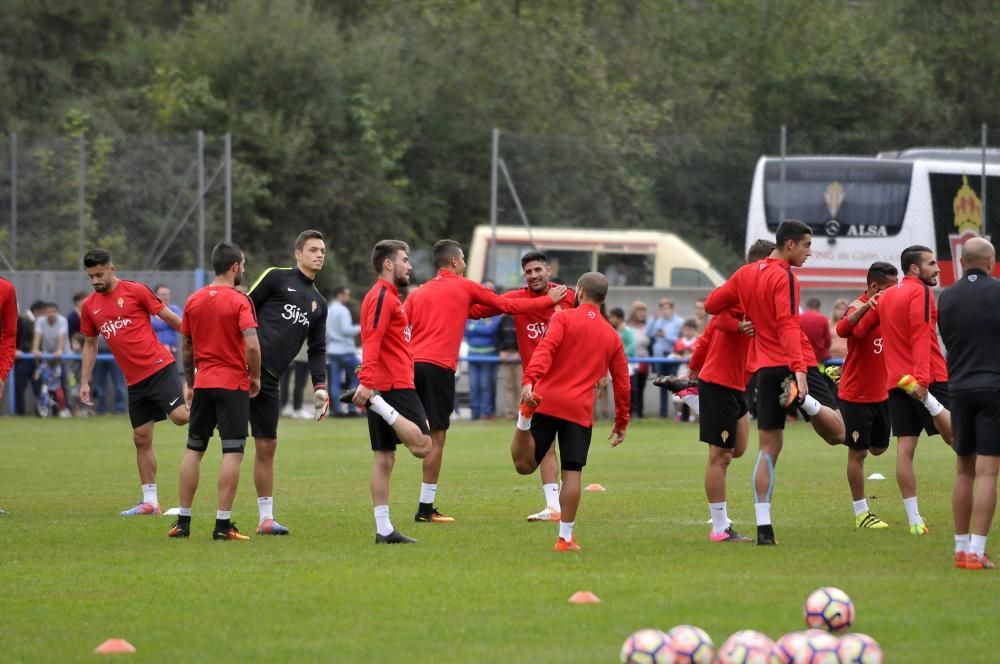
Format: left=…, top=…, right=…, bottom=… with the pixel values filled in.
left=763, top=159, right=913, bottom=237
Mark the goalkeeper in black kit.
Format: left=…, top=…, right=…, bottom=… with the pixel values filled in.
left=247, top=230, right=330, bottom=535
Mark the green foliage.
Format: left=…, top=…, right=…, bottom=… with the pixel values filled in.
left=1, top=0, right=996, bottom=282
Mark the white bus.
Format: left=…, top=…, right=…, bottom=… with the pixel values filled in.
left=745, top=151, right=1000, bottom=288
left=466, top=225, right=724, bottom=291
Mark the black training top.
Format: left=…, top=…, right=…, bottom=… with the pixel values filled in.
left=248, top=266, right=328, bottom=386
left=937, top=267, right=1000, bottom=394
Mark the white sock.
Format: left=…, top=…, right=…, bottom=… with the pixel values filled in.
left=902, top=496, right=923, bottom=526
left=681, top=393, right=700, bottom=415
left=970, top=534, right=988, bottom=556
left=517, top=413, right=532, bottom=431
left=955, top=533, right=971, bottom=554
left=179, top=507, right=192, bottom=517
left=559, top=520, right=575, bottom=541
left=141, top=484, right=158, bottom=506
left=374, top=504, right=393, bottom=536
left=754, top=502, right=772, bottom=526
left=543, top=483, right=560, bottom=511
left=800, top=394, right=821, bottom=417
left=709, top=501, right=729, bottom=534
left=216, top=510, right=232, bottom=520
left=258, top=496, right=274, bottom=522
left=921, top=392, right=944, bottom=417
left=419, top=483, right=437, bottom=505
left=852, top=499, right=869, bottom=517
left=369, top=394, right=399, bottom=426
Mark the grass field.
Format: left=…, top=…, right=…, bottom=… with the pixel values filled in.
left=1, top=415, right=997, bottom=662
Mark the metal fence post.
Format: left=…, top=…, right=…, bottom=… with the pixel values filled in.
left=225, top=132, right=232, bottom=243
left=779, top=124, right=787, bottom=223
left=197, top=129, right=205, bottom=273
left=489, top=128, right=500, bottom=282
left=78, top=134, right=86, bottom=264
left=9, top=132, right=16, bottom=269
left=982, top=123, right=988, bottom=231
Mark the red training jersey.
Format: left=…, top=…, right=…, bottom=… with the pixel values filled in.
left=835, top=292, right=887, bottom=403
left=689, top=309, right=751, bottom=391
left=877, top=275, right=947, bottom=390
left=0, top=277, right=17, bottom=377
left=181, top=284, right=257, bottom=391
left=406, top=269, right=564, bottom=372
left=800, top=309, right=831, bottom=362
left=359, top=278, right=414, bottom=391
left=80, top=280, right=176, bottom=386
left=468, top=284, right=577, bottom=365
left=704, top=257, right=807, bottom=373
left=522, top=303, right=630, bottom=430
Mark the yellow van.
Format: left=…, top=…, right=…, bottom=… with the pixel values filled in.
left=465, top=225, right=724, bottom=290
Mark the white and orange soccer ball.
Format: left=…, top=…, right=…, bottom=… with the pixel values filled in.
left=717, top=630, right=781, bottom=664
left=667, top=624, right=715, bottom=664
left=837, top=633, right=884, bottom=664
left=774, top=631, right=811, bottom=664
left=803, top=586, right=855, bottom=633
left=793, top=631, right=839, bottom=664
left=620, top=628, right=674, bottom=664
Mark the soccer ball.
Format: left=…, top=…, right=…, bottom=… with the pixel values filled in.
left=667, top=624, right=715, bottom=664
left=793, top=631, right=839, bottom=664
left=774, top=632, right=811, bottom=664
left=837, top=633, right=884, bottom=664
left=803, top=586, right=855, bottom=633
left=717, top=630, right=781, bottom=664
left=620, top=628, right=674, bottom=664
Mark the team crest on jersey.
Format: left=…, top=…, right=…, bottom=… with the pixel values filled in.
left=587, top=311, right=596, bottom=319
left=210, top=289, right=218, bottom=296
left=116, top=296, right=124, bottom=308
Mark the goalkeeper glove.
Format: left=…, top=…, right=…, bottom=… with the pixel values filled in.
left=313, top=385, right=330, bottom=421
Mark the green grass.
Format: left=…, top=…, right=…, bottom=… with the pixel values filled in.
left=0, top=415, right=997, bottom=662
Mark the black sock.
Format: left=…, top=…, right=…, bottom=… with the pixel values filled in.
left=215, top=518, right=231, bottom=533
left=177, top=515, right=191, bottom=527
left=418, top=502, right=433, bottom=514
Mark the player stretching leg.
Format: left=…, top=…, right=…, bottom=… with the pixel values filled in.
left=246, top=231, right=331, bottom=535
left=834, top=262, right=899, bottom=529
left=510, top=272, right=630, bottom=551
left=938, top=237, right=999, bottom=569
left=77, top=249, right=191, bottom=516
left=705, top=221, right=813, bottom=545
left=169, top=242, right=260, bottom=541
left=468, top=251, right=577, bottom=522
left=345, top=240, right=433, bottom=543
left=878, top=245, right=953, bottom=535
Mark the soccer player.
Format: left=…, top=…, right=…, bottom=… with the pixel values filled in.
left=512, top=271, right=629, bottom=551
left=349, top=240, right=433, bottom=544
left=468, top=250, right=577, bottom=522
left=834, top=262, right=899, bottom=529
left=168, top=242, right=260, bottom=541
left=403, top=239, right=567, bottom=523
left=878, top=245, right=954, bottom=535
left=0, top=276, right=15, bottom=514
left=679, top=240, right=777, bottom=543
left=938, top=237, right=1000, bottom=569
left=77, top=249, right=190, bottom=516
left=246, top=230, right=330, bottom=535
left=704, top=220, right=815, bottom=545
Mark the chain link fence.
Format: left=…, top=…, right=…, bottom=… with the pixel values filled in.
left=0, top=132, right=231, bottom=272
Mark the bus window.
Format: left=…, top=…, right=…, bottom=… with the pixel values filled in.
left=597, top=253, right=654, bottom=286
left=670, top=267, right=715, bottom=287
left=546, top=249, right=593, bottom=283
left=763, top=160, right=912, bottom=237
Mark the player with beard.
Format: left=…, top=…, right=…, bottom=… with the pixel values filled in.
left=469, top=251, right=577, bottom=522
left=344, top=240, right=433, bottom=543
left=78, top=249, right=190, bottom=516
left=879, top=245, right=954, bottom=535
left=246, top=230, right=330, bottom=535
